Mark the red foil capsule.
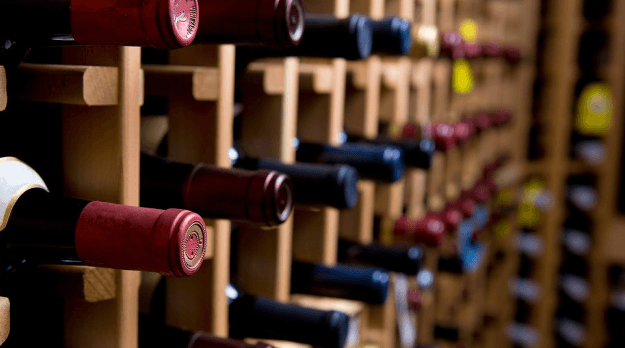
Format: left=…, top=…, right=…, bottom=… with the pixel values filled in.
left=454, top=120, right=474, bottom=146
left=442, top=204, right=463, bottom=231
left=457, top=195, right=477, bottom=218
left=407, top=288, right=422, bottom=311
left=463, top=41, right=482, bottom=60
left=71, top=0, right=199, bottom=49
left=481, top=42, right=504, bottom=58
left=74, top=202, right=207, bottom=277
left=431, top=122, right=457, bottom=151
left=440, top=32, right=466, bottom=59
left=393, top=214, right=446, bottom=247
left=489, top=110, right=514, bottom=127
left=471, top=180, right=492, bottom=204
left=503, top=46, right=522, bottom=64
left=402, top=123, right=420, bottom=138
left=472, top=113, right=492, bottom=133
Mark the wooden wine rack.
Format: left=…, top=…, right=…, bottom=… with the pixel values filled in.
left=0, top=0, right=538, bottom=347
left=520, top=1, right=625, bottom=348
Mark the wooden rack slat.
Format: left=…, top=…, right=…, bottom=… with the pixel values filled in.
left=9, top=63, right=145, bottom=106
left=59, top=45, right=142, bottom=348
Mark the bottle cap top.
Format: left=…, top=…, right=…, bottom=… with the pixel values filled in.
left=454, top=120, right=474, bottom=146
left=440, top=32, right=466, bottom=59
left=428, top=122, right=457, bottom=151
left=71, top=0, right=198, bottom=49
left=352, top=15, right=374, bottom=59
left=334, top=165, right=360, bottom=209
left=371, top=17, right=413, bottom=55
left=247, top=171, right=294, bottom=226
left=265, top=0, right=306, bottom=47
left=472, top=113, right=492, bottom=132
left=158, top=0, right=199, bottom=48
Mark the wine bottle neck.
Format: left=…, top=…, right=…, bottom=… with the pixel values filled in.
left=3, top=188, right=86, bottom=267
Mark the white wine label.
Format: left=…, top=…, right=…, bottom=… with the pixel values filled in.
left=0, top=157, right=48, bottom=232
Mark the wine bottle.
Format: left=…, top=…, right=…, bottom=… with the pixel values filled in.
left=566, top=175, right=598, bottom=212
left=433, top=324, right=459, bottom=342
left=370, top=17, right=412, bottom=56
left=230, top=146, right=359, bottom=210
left=515, top=231, right=542, bottom=278
left=0, top=157, right=207, bottom=281
left=227, top=284, right=351, bottom=348
left=583, top=0, right=612, bottom=21
left=508, top=278, right=541, bottom=305
left=195, top=0, right=305, bottom=47
left=392, top=214, right=447, bottom=247
left=140, top=153, right=294, bottom=227
left=505, top=322, right=539, bottom=348
left=489, top=111, right=514, bottom=127
left=439, top=32, right=466, bottom=59
left=295, top=141, right=405, bottom=183
left=559, top=274, right=590, bottom=304
left=337, top=239, right=424, bottom=275
left=244, top=13, right=373, bottom=60
left=438, top=203, right=464, bottom=231
left=463, top=41, right=482, bottom=60
left=578, top=29, right=610, bottom=73
left=454, top=119, right=475, bottom=146
left=0, top=0, right=198, bottom=50
left=343, top=132, right=436, bottom=169
left=290, top=261, right=389, bottom=304
left=421, top=122, right=458, bottom=151
left=481, top=42, right=504, bottom=59
left=555, top=317, right=586, bottom=348
left=504, top=46, right=522, bottom=64
left=570, top=131, right=606, bottom=165
left=437, top=255, right=463, bottom=274
left=140, top=318, right=278, bottom=348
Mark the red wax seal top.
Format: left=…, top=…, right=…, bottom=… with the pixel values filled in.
left=71, top=0, right=198, bottom=49
left=246, top=171, right=294, bottom=226
left=472, top=113, right=492, bottom=133
left=463, top=41, right=483, bottom=60
left=440, top=32, right=466, bottom=59
left=75, top=202, right=207, bottom=277
left=393, top=214, right=446, bottom=247
left=454, top=120, right=474, bottom=146
left=504, top=46, right=522, bottom=64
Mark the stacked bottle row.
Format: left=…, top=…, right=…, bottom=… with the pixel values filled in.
left=0, top=0, right=536, bottom=347
left=519, top=0, right=625, bottom=347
